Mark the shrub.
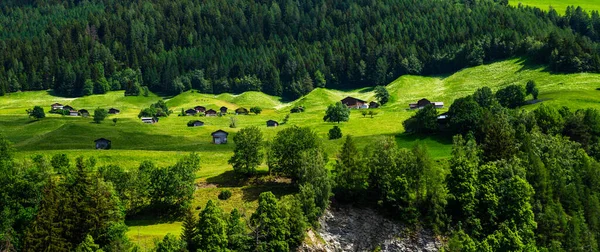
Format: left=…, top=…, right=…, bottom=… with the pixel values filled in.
left=328, top=126, right=343, bottom=140
left=290, top=106, right=305, bottom=113
left=218, top=190, right=232, bottom=200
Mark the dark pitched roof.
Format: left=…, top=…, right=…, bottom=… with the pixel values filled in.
left=94, top=138, right=111, bottom=143
left=211, top=130, right=229, bottom=136
left=109, top=108, right=120, bottom=111
left=267, top=120, right=278, bottom=124
left=186, top=108, right=197, bottom=113
left=220, top=106, right=228, bottom=110
left=341, top=96, right=366, bottom=104
left=205, top=109, right=217, bottom=114
left=51, top=103, right=62, bottom=106
left=79, top=109, right=89, bottom=113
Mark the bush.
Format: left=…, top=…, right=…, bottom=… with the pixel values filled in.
left=218, top=190, right=232, bottom=200
left=328, top=126, right=343, bottom=140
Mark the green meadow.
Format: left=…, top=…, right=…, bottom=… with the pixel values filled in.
left=511, top=0, right=600, bottom=13
left=2, top=58, right=600, bottom=246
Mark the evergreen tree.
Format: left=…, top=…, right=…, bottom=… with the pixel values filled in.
left=227, top=209, right=250, bottom=252
left=333, top=135, right=368, bottom=202
left=180, top=208, right=197, bottom=252
left=196, top=200, right=228, bottom=251
left=74, top=235, right=101, bottom=252
left=250, top=192, right=289, bottom=251
left=24, top=180, right=70, bottom=252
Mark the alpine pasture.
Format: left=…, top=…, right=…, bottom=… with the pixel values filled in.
left=2, top=58, right=600, bottom=246
left=511, top=0, right=600, bottom=13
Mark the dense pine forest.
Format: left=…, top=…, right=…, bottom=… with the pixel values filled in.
left=0, top=0, right=600, bottom=99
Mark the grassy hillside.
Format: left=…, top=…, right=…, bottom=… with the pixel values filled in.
left=2, top=58, right=600, bottom=246
left=511, top=0, right=600, bottom=13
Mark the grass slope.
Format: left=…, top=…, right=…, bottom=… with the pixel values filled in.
left=2, top=58, right=600, bottom=246
left=511, top=0, right=600, bottom=13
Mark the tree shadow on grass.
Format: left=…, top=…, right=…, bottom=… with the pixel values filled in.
left=241, top=184, right=297, bottom=203
left=514, top=57, right=550, bottom=73
left=395, top=133, right=453, bottom=146
left=205, top=170, right=254, bottom=187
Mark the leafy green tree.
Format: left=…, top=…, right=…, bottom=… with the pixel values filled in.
left=112, top=118, right=118, bottom=126
left=26, top=106, right=45, bottom=120
left=495, top=84, right=526, bottom=108
left=155, top=233, right=185, bottom=252
left=249, top=106, right=262, bottom=115
left=478, top=110, right=517, bottom=162
left=149, top=154, right=201, bottom=213
left=473, top=86, right=495, bottom=108
left=314, top=70, right=326, bottom=88
left=227, top=209, right=250, bottom=252
left=447, top=135, right=480, bottom=229
left=229, top=126, right=264, bottom=175
left=323, top=102, right=350, bottom=123
left=93, top=108, right=107, bottom=123
left=333, top=135, right=368, bottom=202
left=250, top=192, right=289, bottom=252
left=82, top=79, right=94, bottom=96
left=526, top=80, right=536, bottom=96
left=534, top=104, right=564, bottom=134
left=298, top=149, right=331, bottom=221
left=449, top=96, right=483, bottom=135
left=403, top=104, right=438, bottom=133
left=446, top=229, right=477, bottom=252
left=328, top=126, right=342, bottom=140
left=197, top=200, right=228, bottom=251
left=374, top=85, right=390, bottom=105
left=268, top=126, right=321, bottom=180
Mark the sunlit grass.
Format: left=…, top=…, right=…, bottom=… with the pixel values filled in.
left=510, top=0, right=600, bottom=14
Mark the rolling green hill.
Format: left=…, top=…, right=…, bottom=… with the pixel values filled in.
left=2, top=57, right=600, bottom=246
left=511, top=0, right=600, bottom=13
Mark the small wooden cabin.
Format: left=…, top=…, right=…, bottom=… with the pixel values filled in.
left=211, top=130, right=229, bottom=144
left=194, top=106, right=206, bottom=112
left=79, top=109, right=89, bottom=117
left=205, top=109, right=217, bottom=117
left=51, top=103, right=63, bottom=110
left=185, top=109, right=198, bottom=116
left=188, top=120, right=204, bottom=127
left=63, top=105, right=74, bottom=111
left=94, top=138, right=111, bottom=150
left=235, top=107, right=249, bottom=115
left=69, top=110, right=79, bottom=116
left=266, top=120, right=279, bottom=127
left=108, top=108, right=120, bottom=114
left=141, top=117, right=157, bottom=124
left=220, top=106, right=228, bottom=114
left=369, top=101, right=380, bottom=109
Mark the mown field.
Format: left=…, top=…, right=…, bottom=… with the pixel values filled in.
left=1, top=58, right=600, bottom=248
left=511, top=0, right=600, bottom=13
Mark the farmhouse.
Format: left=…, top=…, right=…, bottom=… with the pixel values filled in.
left=69, top=110, right=79, bottom=116
left=409, top=99, right=444, bottom=109
left=51, top=103, right=63, bottom=110
left=63, top=105, right=74, bottom=111
left=211, top=130, right=228, bottom=144
left=185, top=109, right=198, bottom=116
left=341, top=96, right=367, bottom=109
left=235, top=107, right=249, bottom=115
left=79, top=109, right=89, bottom=117
left=188, top=120, right=204, bottom=127
left=141, top=117, right=157, bottom=124
left=266, top=120, right=279, bottom=127
left=94, top=138, right=111, bottom=150
left=205, top=109, right=217, bottom=116
left=108, top=108, right=120, bottom=114
left=369, top=101, right=380, bottom=109
left=194, top=106, right=206, bottom=112
left=220, top=106, right=228, bottom=114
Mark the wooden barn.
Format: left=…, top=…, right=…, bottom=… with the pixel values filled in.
left=220, top=106, right=228, bottom=114
left=78, top=109, right=89, bottom=117
left=51, top=103, right=63, bottom=110
left=409, top=98, right=443, bottom=109
left=369, top=101, right=380, bottom=108
left=194, top=106, right=206, bottom=112
left=63, top=105, right=74, bottom=111
left=266, top=120, right=279, bottom=127
left=211, top=130, right=229, bottom=144
left=235, top=107, right=249, bottom=115
left=108, top=108, right=120, bottom=114
left=205, top=109, right=217, bottom=117
left=185, top=109, right=198, bottom=116
left=188, top=120, right=204, bottom=127
left=341, top=96, right=367, bottom=109
left=94, top=138, right=111, bottom=150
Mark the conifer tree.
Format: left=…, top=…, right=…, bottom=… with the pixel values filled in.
left=74, top=234, right=101, bottom=252
left=250, top=192, right=289, bottom=251
left=180, top=208, right=197, bottom=252
left=333, top=135, right=367, bottom=201
left=196, top=200, right=228, bottom=251
left=227, top=209, right=250, bottom=252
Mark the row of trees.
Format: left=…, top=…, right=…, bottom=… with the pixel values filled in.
left=0, top=0, right=598, bottom=98
left=0, top=135, right=202, bottom=251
